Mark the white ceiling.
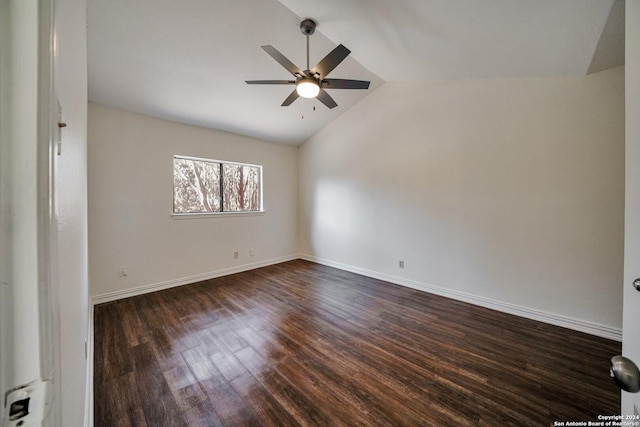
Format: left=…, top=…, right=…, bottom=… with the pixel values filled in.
left=87, top=0, right=623, bottom=145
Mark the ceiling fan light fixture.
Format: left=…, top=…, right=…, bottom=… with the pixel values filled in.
left=296, top=78, right=320, bottom=98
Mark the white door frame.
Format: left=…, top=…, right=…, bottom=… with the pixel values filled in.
left=622, top=0, right=640, bottom=417
left=0, top=0, right=60, bottom=425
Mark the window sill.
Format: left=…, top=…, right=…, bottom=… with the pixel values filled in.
left=171, top=211, right=265, bottom=219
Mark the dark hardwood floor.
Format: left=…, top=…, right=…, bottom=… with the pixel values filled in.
left=94, top=259, right=621, bottom=426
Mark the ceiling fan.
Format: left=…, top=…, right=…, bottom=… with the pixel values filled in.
left=245, top=19, right=370, bottom=109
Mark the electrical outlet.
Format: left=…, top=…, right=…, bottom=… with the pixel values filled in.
left=399, top=260, right=404, bottom=269
left=250, top=248, right=255, bottom=257
left=118, top=266, right=127, bottom=277
left=233, top=251, right=239, bottom=259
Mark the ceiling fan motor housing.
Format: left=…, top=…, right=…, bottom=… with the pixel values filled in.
left=300, top=19, right=317, bottom=36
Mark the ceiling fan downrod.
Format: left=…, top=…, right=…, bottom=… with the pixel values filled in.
left=300, top=18, right=317, bottom=73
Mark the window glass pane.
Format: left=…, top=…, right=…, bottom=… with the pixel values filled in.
left=173, top=158, right=221, bottom=213
left=222, top=163, right=261, bottom=212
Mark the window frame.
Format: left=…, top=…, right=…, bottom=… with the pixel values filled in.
left=172, top=155, right=264, bottom=218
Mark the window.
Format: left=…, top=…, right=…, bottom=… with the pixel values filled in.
left=173, top=155, right=262, bottom=214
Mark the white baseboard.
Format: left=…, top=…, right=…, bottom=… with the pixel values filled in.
left=300, top=254, right=622, bottom=342
left=89, top=252, right=621, bottom=345
left=91, top=255, right=299, bottom=305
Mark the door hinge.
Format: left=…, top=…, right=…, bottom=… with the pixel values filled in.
left=57, top=122, right=66, bottom=156
left=3, top=379, right=50, bottom=426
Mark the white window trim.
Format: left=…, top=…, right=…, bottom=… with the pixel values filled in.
left=171, top=211, right=266, bottom=219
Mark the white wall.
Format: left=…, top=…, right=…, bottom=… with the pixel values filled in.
left=54, top=0, right=89, bottom=425
left=88, top=103, right=298, bottom=298
left=299, top=67, right=625, bottom=336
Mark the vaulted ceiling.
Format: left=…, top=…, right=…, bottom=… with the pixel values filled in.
left=87, top=0, right=624, bottom=145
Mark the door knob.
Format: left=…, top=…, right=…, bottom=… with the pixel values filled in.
left=634, top=278, right=640, bottom=292
left=610, top=355, right=640, bottom=393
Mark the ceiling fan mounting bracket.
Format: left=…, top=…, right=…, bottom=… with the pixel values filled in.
left=300, top=19, right=317, bottom=36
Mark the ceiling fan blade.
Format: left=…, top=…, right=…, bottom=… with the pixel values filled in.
left=245, top=80, right=295, bottom=85
left=281, top=89, right=300, bottom=106
left=322, top=79, right=370, bottom=90
left=311, top=44, right=351, bottom=78
left=261, top=45, right=303, bottom=76
left=316, top=89, right=338, bottom=109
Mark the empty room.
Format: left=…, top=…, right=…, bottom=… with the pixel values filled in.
left=85, top=0, right=637, bottom=425
left=87, top=0, right=636, bottom=425
left=3, top=0, right=639, bottom=426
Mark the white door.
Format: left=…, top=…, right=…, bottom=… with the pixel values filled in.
left=0, top=0, right=59, bottom=425
left=622, top=0, right=640, bottom=417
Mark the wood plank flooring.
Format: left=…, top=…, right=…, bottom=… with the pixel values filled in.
left=94, top=259, right=621, bottom=426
